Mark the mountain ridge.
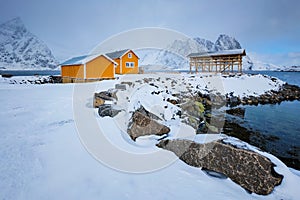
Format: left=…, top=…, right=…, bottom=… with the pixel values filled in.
left=0, top=17, right=58, bottom=70
left=138, top=33, right=257, bottom=71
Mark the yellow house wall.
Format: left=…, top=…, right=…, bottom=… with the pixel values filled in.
left=61, top=65, right=84, bottom=78
left=120, top=50, right=139, bottom=74
left=86, top=55, right=115, bottom=79
left=114, top=58, right=121, bottom=74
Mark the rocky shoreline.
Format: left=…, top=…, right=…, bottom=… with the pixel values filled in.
left=0, top=75, right=62, bottom=84
left=226, top=83, right=300, bottom=107
left=93, top=73, right=300, bottom=195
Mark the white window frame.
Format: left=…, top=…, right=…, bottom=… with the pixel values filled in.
left=125, top=62, right=134, bottom=68
left=128, top=53, right=132, bottom=58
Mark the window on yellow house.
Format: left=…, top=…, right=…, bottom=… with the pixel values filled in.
left=125, top=62, right=134, bottom=68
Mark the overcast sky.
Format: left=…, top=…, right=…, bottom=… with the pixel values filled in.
left=0, top=0, right=299, bottom=65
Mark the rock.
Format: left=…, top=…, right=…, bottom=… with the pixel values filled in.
left=94, top=90, right=118, bottom=107
left=271, top=77, right=278, bottom=82
left=127, top=111, right=170, bottom=141
left=227, top=96, right=240, bottom=107
left=210, top=94, right=226, bottom=108
left=121, top=81, right=134, bottom=87
left=95, top=91, right=114, bottom=101
left=1, top=74, right=13, bottom=78
left=115, top=84, right=126, bottom=90
left=205, top=122, right=219, bottom=133
left=185, top=115, right=200, bottom=130
left=226, top=107, right=245, bottom=118
left=157, top=139, right=283, bottom=195
left=135, top=106, right=161, bottom=121
left=93, top=93, right=105, bottom=108
left=167, top=98, right=179, bottom=105
left=98, top=104, right=121, bottom=117
left=94, top=96, right=105, bottom=108
left=49, top=75, right=62, bottom=83
left=197, top=121, right=207, bottom=133
left=181, top=100, right=204, bottom=119
left=197, top=120, right=220, bottom=134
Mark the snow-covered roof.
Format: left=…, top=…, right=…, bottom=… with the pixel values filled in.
left=187, top=49, right=246, bottom=58
left=105, top=49, right=130, bottom=59
left=60, top=55, right=89, bottom=65
left=60, top=54, right=118, bottom=66
left=60, top=49, right=139, bottom=66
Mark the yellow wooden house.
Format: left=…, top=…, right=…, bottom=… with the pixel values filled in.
left=106, top=49, right=139, bottom=74
left=60, top=54, right=117, bottom=83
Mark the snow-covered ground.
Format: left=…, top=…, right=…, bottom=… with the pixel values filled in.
left=0, top=74, right=299, bottom=200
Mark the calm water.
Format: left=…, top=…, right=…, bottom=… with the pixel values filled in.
left=243, top=71, right=300, bottom=168
left=0, top=70, right=60, bottom=76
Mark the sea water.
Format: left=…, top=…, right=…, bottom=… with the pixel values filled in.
left=243, top=71, right=300, bottom=168
left=0, top=70, right=60, bottom=76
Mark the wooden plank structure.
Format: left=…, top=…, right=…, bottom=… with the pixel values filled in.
left=187, top=49, right=246, bottom=73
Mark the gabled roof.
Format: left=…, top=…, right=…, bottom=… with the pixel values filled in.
left=60, top=54, right=118, bottom=66
left=187, top=49, right=246, bottom=58
left=105, top=49, right=130, bottom=59
left=60, top=55, right=89, bottom=65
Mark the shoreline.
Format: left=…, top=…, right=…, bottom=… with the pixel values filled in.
left=1, top=72, right=299, bottom=170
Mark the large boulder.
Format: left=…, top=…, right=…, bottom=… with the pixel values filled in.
left=127, top=111, right=170, bottom=141
left=157, top=139, right=283, bottom=195
left=135, top=106, right=162, bottom=121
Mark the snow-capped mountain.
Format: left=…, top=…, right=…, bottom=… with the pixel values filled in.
left=193, top=37, right=215, bottom=51
left=214, top=34, right=242, bottom=51
left=138, top=34, right=284, bottom=71
left=0, top=17, right=58, bottom=70
left=280, top=66, right=300, bottom=71
left=138, top=34, right=249, bottom=71
left=136, top=49, right=188, bottom=71
left=166, top=38, right=210, bottom=56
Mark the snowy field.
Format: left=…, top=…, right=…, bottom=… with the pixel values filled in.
left=0, top=74, right=299, bottom=200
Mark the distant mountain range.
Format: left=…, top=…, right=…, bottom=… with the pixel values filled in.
left=137, top=34, right=300, bottom=71
left=0, top=17, right=298, bottom=71
left=0, top=17, right=58, bottom=70
left=137, top=34, right=258, bottom=71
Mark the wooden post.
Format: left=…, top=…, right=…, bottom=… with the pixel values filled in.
left=238, top=55, right=242, bottom=73
left=240, top=55, right=243, bottom=73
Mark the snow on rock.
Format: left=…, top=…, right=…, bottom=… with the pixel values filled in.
left=221, top=74, right=284, bottom=97
left=0, top=17, right=58, bottom=70
left=0, top=75, right=52, bottom=84
left=194, top=37, right=215, bottom=51
left=214, top=34, right=242, bottom=51
left=157, top=138, right=283, bottom=195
